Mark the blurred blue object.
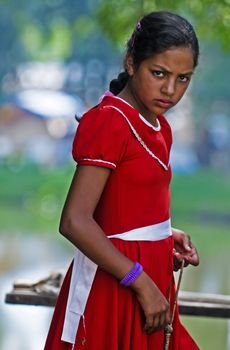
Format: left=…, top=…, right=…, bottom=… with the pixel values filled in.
left=1, top=89, right=86, bottom=166
left=11, top=89, right=85, bottom=121
left=170, top=144, right=200, bottom=174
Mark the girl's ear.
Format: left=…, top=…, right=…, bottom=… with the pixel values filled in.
left=125, top=55, right=135, bottom=76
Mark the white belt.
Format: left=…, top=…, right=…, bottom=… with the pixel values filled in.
left=61, top=218, right=172, bottom=344
left=107, top=219, right=171, bottom=241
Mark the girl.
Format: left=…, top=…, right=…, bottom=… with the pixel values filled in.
left=45, top=11, right=200, bottom=350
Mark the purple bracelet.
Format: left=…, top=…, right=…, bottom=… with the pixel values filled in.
left=120, top=262, right=143, bottom=287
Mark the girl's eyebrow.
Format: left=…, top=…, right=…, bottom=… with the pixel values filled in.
left=151, top=64, right=194, bottom=76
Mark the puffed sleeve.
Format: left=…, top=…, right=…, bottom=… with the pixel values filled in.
left=72, top=106, right=130, bottom=170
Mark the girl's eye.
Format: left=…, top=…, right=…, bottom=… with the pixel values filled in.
left=178, top=75, right=190, bottom=82
left=152, top=70, right=165, bottom=78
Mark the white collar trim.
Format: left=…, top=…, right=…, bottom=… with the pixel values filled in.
left=114, top=96, right=161, bottom=131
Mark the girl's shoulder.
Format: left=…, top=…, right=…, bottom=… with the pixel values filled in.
left=72, top=101, right=131, bottom=169
left=78, top=101, right=130, bottom=134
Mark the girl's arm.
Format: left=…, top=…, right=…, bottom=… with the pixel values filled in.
left=60, top=165, right=170, bottom=332
left=60, top=165, right=134, bottom=278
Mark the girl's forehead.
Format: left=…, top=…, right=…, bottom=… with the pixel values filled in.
left=144, top=47, right=194, bottom=72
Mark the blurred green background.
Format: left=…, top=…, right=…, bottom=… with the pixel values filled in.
left=0, top=1, right=230, bottom=349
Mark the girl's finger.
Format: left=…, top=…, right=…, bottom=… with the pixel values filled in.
left=152, top=314, right=161, bottom=330
left=144, top=315, right=153, bottom=332
left=159, top=311, right=167, bottom=328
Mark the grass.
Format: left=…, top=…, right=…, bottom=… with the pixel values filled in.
left=1, top=163, right=230, bottom=240
left=170, top=169, right=230, bottom=257
left=170, top=170, right=230, bottom=349
left=171, top=169, right=230, bottom=214
left=182, top=316, right=228, bottom=350
left=0, top=162, right=74, bottom=234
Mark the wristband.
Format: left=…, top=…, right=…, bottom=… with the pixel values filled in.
left=120, top=262, right=143, bottom=287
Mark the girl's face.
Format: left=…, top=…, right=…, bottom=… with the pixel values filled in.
left=124, top=47, right=194, bottom=121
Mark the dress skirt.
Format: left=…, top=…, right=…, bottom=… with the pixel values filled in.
left=44, top=236, right=199, bottom=350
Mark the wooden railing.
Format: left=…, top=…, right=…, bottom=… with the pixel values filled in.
left=4, top=273, right=230, bottom=318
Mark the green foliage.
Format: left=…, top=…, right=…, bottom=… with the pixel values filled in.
left=74, top=15, right=97, bottom=39
left=96, top=0, right=146, bottom=50
left=21, top=18, right=72, bottom=60
left=0, top=0, right=229, bottom=87
left=0, top=0, right=121, bottom=85
left=96, top=0, right=230, bottom=50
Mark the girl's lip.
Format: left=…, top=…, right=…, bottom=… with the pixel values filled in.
left=156, top=99, right=173, bottom=104
left=155, top=99, right=173, bottom=108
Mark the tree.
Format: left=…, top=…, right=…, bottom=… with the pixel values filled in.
left=0, top=0, right=118, bottom=89
left=96, top=0, right=230, bottom=128
left=96, top=0, right=230, bottom=50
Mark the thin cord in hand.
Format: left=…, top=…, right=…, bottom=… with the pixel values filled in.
left=164, top=259, right=185, bottom=350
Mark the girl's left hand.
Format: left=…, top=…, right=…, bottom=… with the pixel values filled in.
left=172, top=228, right=199, bottom=271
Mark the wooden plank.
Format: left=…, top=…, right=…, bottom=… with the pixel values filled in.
left=5, top=290, right=57, bottom=307
left=5, top=289, right=230, bottom=318
left=179, top=291, right=230, bottom=304
left=179, top=301, right=230, bottom=318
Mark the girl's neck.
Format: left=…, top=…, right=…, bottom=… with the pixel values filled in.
left=117, top=86, right=159, bottom=128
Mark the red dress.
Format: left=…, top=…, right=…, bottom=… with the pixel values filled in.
left=44, top=96, right=199, bottom=349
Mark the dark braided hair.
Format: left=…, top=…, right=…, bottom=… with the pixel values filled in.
left=110, top=11, right=199, bottom=95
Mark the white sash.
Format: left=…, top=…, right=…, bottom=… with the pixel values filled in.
left=61, top=218, right=172, bottom=344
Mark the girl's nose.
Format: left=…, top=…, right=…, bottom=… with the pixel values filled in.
left=161, top=79, right=175, bottom=97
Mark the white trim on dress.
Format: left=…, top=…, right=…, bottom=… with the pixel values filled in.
left=138, top=113, right=161, bottom=131
left=114, top=96, right=161, bottom=131
left=79, top=158, right=116, bottom=168
left=103, top=105, right=169, bottom=171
